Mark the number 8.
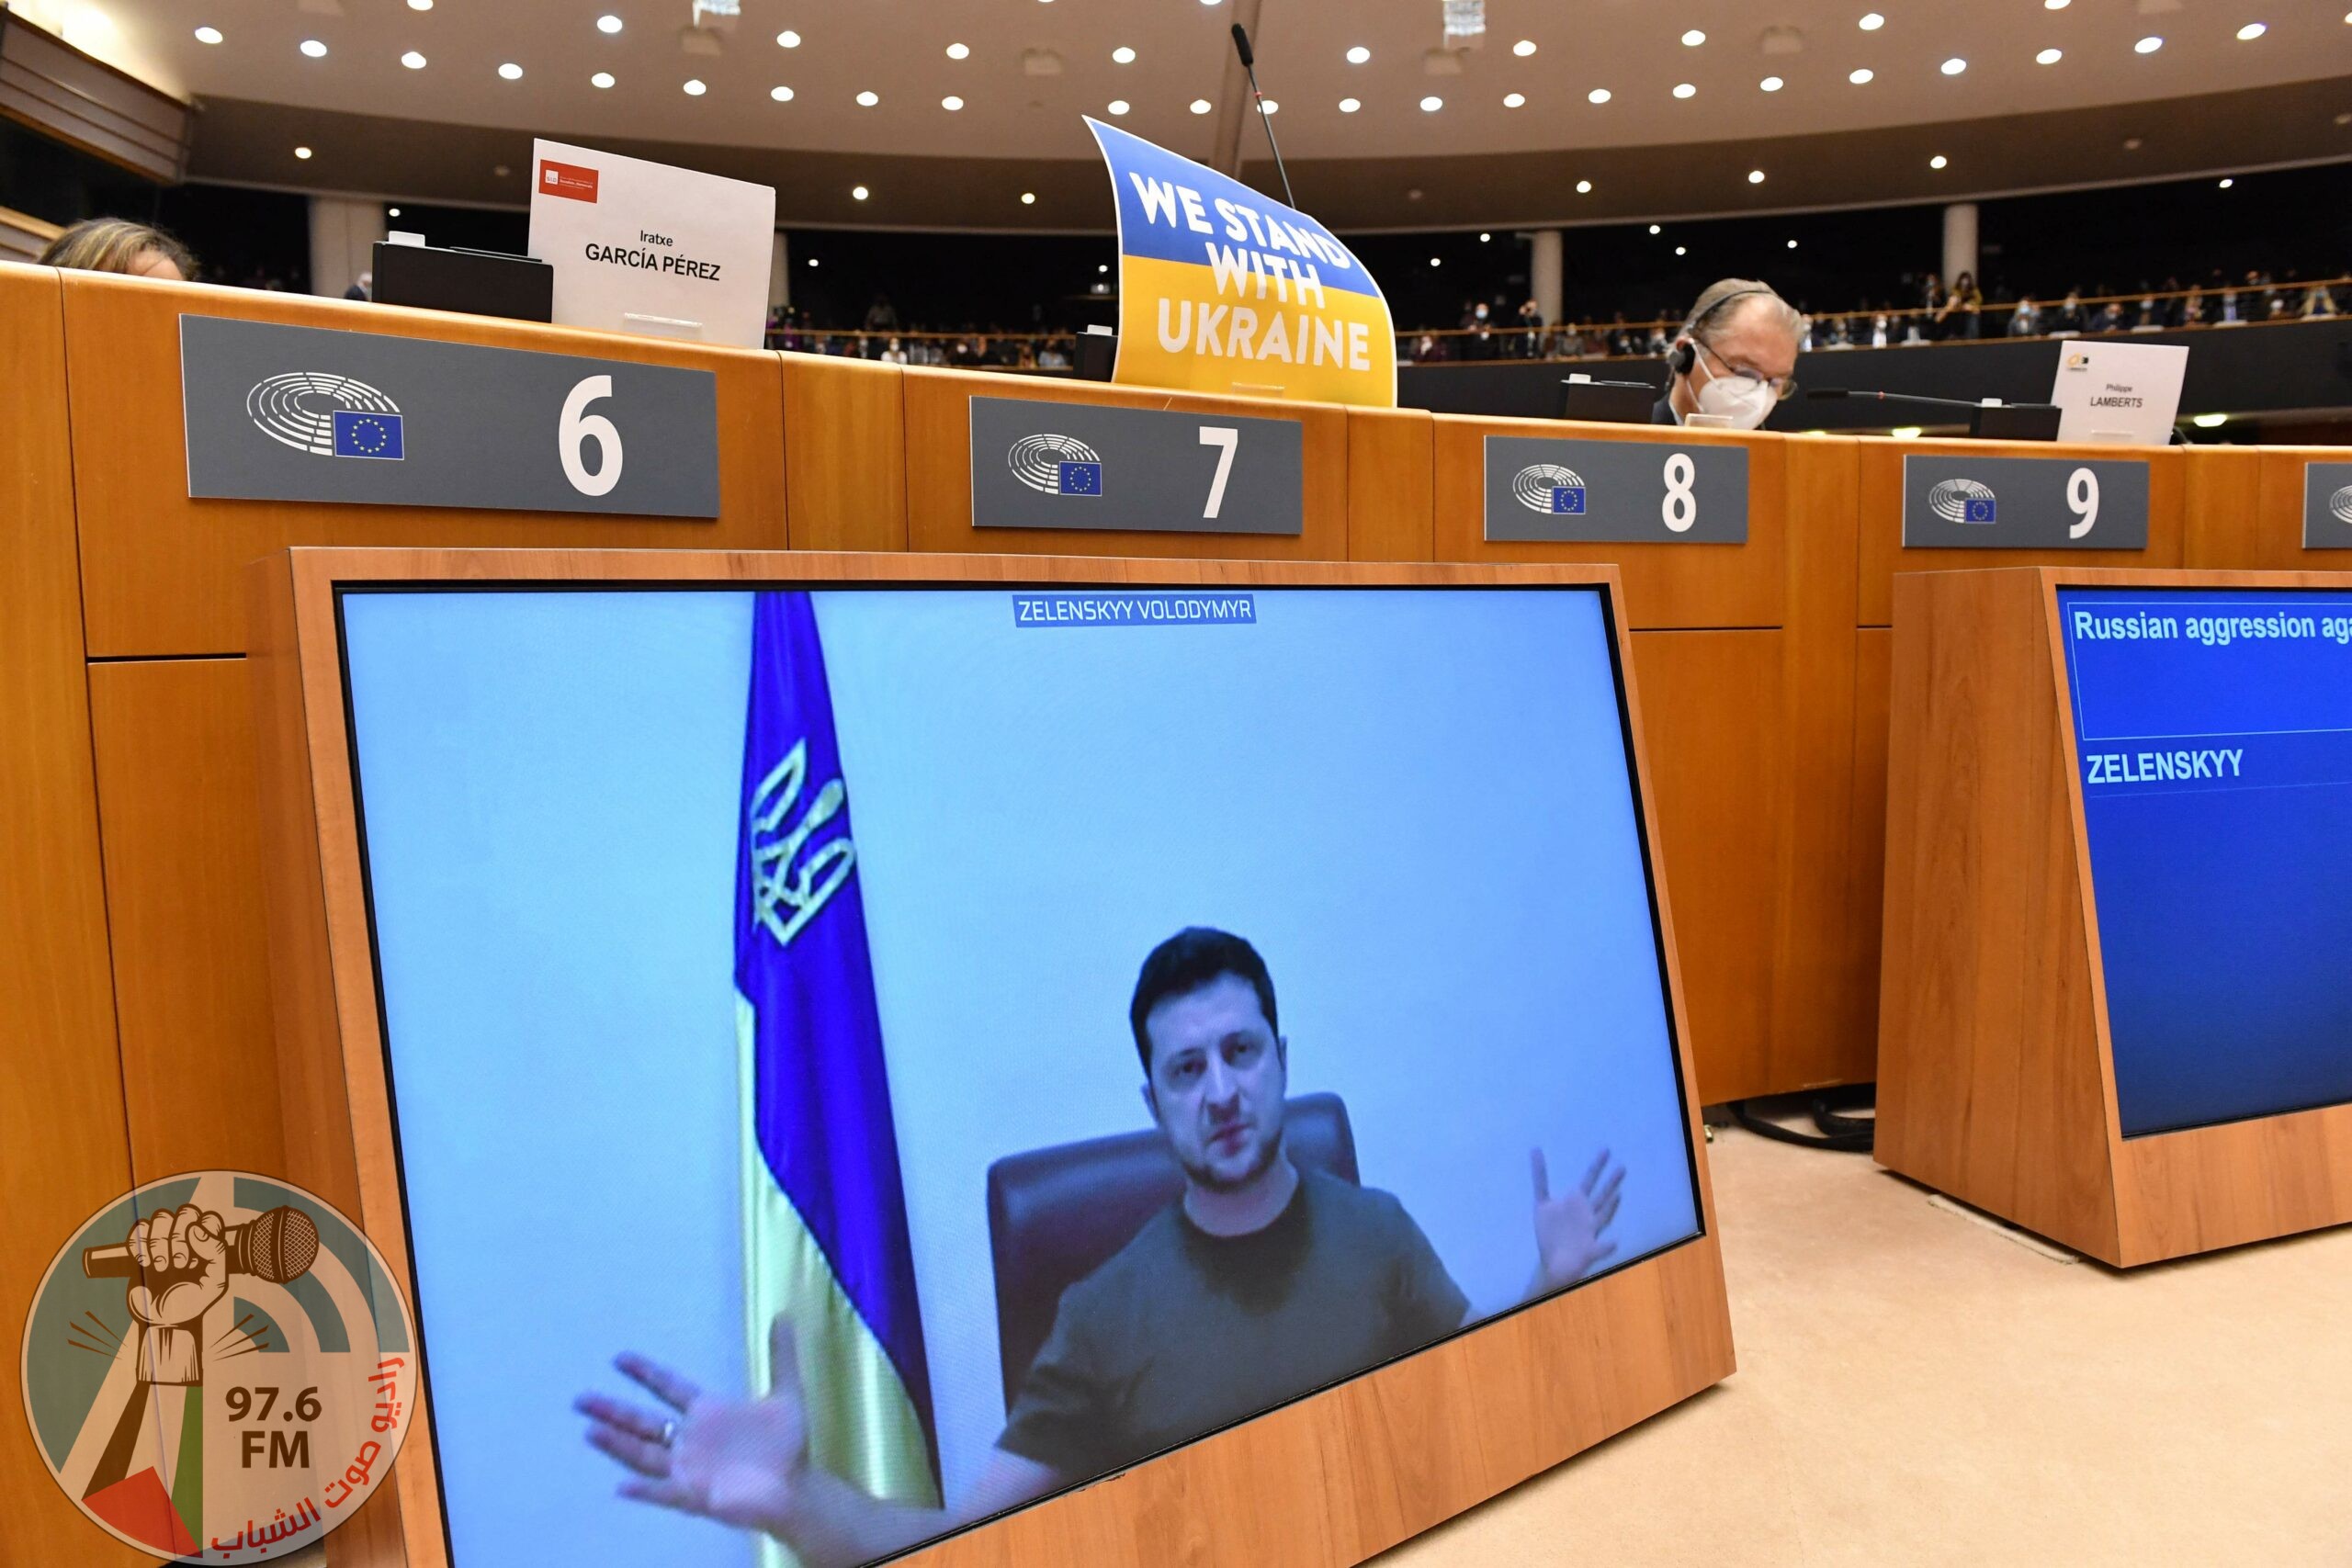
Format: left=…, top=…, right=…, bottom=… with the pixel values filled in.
left=1662, top=452, right=1698, bottom=533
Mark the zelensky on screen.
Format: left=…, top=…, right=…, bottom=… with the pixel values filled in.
left=2060, top=587, right=2352, bottom=1137
left=332, top=582, right=1702, bottom=1566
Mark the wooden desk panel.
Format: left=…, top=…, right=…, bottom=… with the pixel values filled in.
left=784, top=354, right=907, bottom=552
left=901, top=367, right=1351, bottom=559
left=1629, top=630, right=1785, bottom=1100
left=1430, top=418, right=1786, bottom=630
left=2183, top=445, right=2352, bottom=571
left=0, top=264, right=150, bottom=1568
left=1856, top=440, right=2187, bottom=626
left=1345, top=408, right=1434, bottom=561
left=62, top=274, right=789, bottom=657
left=87, top=659, right=283, bottom=1183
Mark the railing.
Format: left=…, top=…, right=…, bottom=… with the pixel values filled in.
left=766, top=276, right=2352, bottom=367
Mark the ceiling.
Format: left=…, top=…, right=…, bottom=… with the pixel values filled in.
left=24, top=0, right=2352, bottom=166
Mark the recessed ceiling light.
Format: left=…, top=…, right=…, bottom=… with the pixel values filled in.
left=1108, top=98, right=1130, bottom=114
left=1504, top=91, right=1527, bottom=107
left=2124, top=135, right=2143, bottom=148
left=1429, top=256, right=1442, bottom=267
left=401, top=51, right=426, bottom=69
left=594, top=71, right=616, bottom=87
left=1479, top=231, right=1492, bottom=242
left=2219, top=176, right=2235, bottom=187
left=684, top=78, right=706, bottom=95
left=597, top=15, right=622, bottom=35
left=1589, top=87, right=1611, bottom=103
left=498, top=62, right=522, bottom=80
left=294, top=145, right=313, bottom=159
left=388, top=206, right=401, bottom=217
left=1113, top=45, right=1136, bottom=62
left=1674, top=82, right=1696, bottom=97
left=852, top=185, right=869, bottom=200
left=2339, top=112, right=2351, bottom=125
left=1576, top=178, right=1592, bottom=193
left=2037, top=47, right=2063, bottom=63
left=1759, top=75, right=1783, bottom=91
left=1787, top=239, right=1799, bottom=249
left=1261, top=99, right=1279, bottom=113
left=194, top=25, right=222, bottom=43
left=1339, top=96, right=1360, bottom=112
left=1346, top=45, right=1370, bottom=63
left=942, top=95, right=963, bottom=109
left=1941, top=57, right=1967, bottom=74
left=2045, top=0, right=2069, bottom=8
left=1420, top=94, right=1443, bottom=110
left=808, top=257, right=819, bottom=267
left=1682, top=28, right=1706, bottom=45
left=1747, top=168, right=1766, bottom=183
left=1021, top=191, right=1036, bottom=204
left=1513, top=39, right=1537, bottom=56
left=1929, top=153, right=1948, bottom=168
left=1098, top=264, right=1109, bottom=273
left=2236, top=22, right=2266, bottom=39
left=770, top=84, right=793, bottom=100
left=1675, top=245, right=1688, bottom=255
left=1849, top=67, right=1873, bottom=84
left=408, top=0, right=431, bottom=9
left=2192, top=412, right=2228, bottom=428
left=1649, top=223, right=1662, bottom=234
left=1859, top=12, right=1884, bottom=29
left=856, top=89, right=879, bottom=106
left=944, top=40, right=967, bottom=58
left=2135, top=35, right=2163, bottom=52
left=1192, top=97, right=1213, bottom=113
left=779, top=29, right=802, bottom=48
left=300, top=38, right=327, bottom=57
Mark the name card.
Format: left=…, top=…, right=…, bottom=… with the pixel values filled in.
left=181, top=315, right=720, bottom=517
left=1482, top=435, right=1747, bottom=544
left=1900, top=454, right=2149, bottom=550
left=968, top=395, right=1305, bottom=535
left=2303, top=461, right=2352, bottom=548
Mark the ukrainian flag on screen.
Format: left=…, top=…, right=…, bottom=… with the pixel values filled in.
left=1088, top=118, right=1397, bottom=407
left=735, top=592, right=939, bottom=1567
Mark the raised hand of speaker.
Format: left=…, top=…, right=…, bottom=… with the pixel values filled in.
left=1529, top=1147, right=1625, bottom=1292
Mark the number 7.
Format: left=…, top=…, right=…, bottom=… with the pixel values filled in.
left=1199, top=426, right=1238, bottom=520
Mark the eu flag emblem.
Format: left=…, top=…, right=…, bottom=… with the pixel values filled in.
left=332, top=410, right=405, bottom=460
left=1964, top=497, right=1996, bottom=524
left=1551, top=486, right=1588, bottom=514
left=1055, top=460, right=1102, bottom=496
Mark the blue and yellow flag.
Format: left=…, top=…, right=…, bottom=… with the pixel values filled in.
left=1087, top=118, right=1396, bottom=407
left=734, top=592, right=939, bottom=1561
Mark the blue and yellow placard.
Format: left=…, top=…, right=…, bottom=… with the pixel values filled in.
left=1086, top=118, right=1396, bottom=408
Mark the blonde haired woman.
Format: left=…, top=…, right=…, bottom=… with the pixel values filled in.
left=38, top=218, right=195, bottom=280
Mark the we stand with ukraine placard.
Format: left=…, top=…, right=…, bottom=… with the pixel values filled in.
left=1087, top=118, right=1396, bottom=408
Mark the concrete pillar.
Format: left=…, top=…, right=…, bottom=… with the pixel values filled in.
left=307, top=195, right=385, bottom=299
left=1941, top=201, right=1979, bottom=288
left=769, top=231, right=789, bottom=310
left=1531, top=229, right=1563, bottom=326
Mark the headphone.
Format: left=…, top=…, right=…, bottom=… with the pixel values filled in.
left=1668, top=286, right=1777, bottom=378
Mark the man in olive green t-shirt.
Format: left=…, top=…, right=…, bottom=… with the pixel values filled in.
left=581, top=926, right=1626, bottom=1568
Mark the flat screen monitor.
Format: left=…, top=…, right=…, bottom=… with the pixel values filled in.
left=331, top=579, right=1706, bottom=1565
left=2060, top=586, right=2352, bottom=1137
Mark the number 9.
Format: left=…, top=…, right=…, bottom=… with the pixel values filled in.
left=2067, top=467, right=2099, bottom=540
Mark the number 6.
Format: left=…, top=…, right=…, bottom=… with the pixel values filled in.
left=2066, top=467, right=2099, bottom=539
left=560, top=375, right=624, bottom=498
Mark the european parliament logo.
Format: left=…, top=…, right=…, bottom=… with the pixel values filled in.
left=1009, top=433, right=1104, bottom=497
left=247, top=371, right=405, bottom=460
left=1928, top=477, right=1998, bottom=525
left=2330, top=484, right=2352, bottom=525
left=1511, top=462, right=1588, bottom=515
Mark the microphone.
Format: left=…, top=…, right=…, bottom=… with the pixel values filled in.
left=1806, top=388, right=2019, bottom=412
left=82, top=1204, right=321, bottom=1284
left=1230, top=23, right=1296, bottom=209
